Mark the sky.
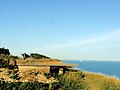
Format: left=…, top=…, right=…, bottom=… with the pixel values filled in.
left=0, top=0, right=120, bottom=60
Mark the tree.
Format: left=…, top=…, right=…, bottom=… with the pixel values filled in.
left=21, top=53, right=30, bottom=60
left=30, top=53, right=50, bottom=59
left=0, top=47, right=10, bottom=55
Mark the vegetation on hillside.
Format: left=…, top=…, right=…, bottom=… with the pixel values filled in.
left=0, top=47, right=10, bottom=55
left=0, top=48, right=20, bottom=81
left=1, top=47, right=120, bottom=90
left=54, top=72, right=89, bottom=90
left=0, top=47, right=88, bottom=90
left=21, top=53, right=50, bottom=60
left=84, top=72, right=120, bottom=90
left=0, top=82, right=49, bottom=90
left=0, top=71, right=88, bottom=90
left=0, top=48, right=18, bottom=68
left=30, top=53, right=50, bottom=59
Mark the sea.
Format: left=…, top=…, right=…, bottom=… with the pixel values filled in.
left=62, top=60, right=120, bottom=78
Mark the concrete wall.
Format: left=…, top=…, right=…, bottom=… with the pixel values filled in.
left=18, top=66, right=67, bottom=74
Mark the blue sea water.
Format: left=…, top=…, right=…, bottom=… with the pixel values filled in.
left=62, top=60, right=120, bottom=78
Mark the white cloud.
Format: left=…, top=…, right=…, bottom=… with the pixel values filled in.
left=41, top=29, right=120, bottom=50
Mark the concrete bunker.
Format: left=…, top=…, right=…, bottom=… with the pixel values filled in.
left=50, top=66, right=68, bottom=74
left=18, top=63, right=77, bottom=74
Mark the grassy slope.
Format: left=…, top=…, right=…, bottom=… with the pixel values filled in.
left=1, top=55, right=120, bottom=90
left=84, top=71, right=120, bottom=90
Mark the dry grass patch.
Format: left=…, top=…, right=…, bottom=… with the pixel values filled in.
left=84, top=71, right=120, bottom=90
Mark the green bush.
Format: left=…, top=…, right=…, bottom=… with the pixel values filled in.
left=9, top=55, right=19, bottom=60
left=21, top=53, right=30, bottom=60
left=9, top=71, right=20, bottom=80
left=0, top=59, right=9, bottom=68
left=44, top=73, right=52, bottom=79
left=0, top=81, right=49, bottom=90
left=30, top=53, right=50, bottom=59
left=44, top=72, right=89, bottom=90
left=56, top=72, right=89, bottom=90
left=0, top=71, right=89, bottom=90
left=0, top=47, right=10, bottom=55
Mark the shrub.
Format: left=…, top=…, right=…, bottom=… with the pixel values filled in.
left=54, top=72, right=88, bottom=90
left=0, top=59, right=9, bottom=68
left=0, top=81, right=49, bottom=90
left=21, top=53, right=30, bottom=60
left=30, top=53, right=50, bottom=59
left=9, top=70, right=20, bottom=80
left=44, top=73, right=52, bottom=79
left=0, top=47, right=10, bottom=55
left=9, top=55, right=19, bottom=60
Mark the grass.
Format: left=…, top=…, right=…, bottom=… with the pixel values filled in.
left=84, top=71, right=120, bottom=90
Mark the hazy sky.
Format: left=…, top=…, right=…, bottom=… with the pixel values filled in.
left=0, top=0, right=120, bottom=60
